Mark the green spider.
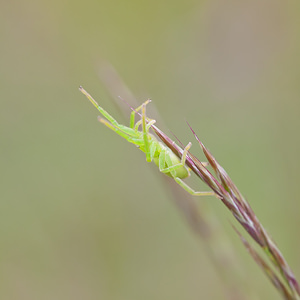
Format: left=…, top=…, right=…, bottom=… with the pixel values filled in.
left=80, top=86, right=214, bottom=197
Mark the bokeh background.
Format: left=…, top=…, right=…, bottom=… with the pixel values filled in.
left=1, top=0, right=300, bottom=299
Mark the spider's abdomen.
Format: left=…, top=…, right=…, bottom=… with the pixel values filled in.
left=153, top=146, right=190, bottom=179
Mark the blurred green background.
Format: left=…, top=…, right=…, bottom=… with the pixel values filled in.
left=1, top=0, right=300, bottom=299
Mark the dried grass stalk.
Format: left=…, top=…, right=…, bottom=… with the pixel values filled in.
left=151, top=123, right=300, bottom=300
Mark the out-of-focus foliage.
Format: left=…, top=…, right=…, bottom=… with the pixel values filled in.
left=1, top=0, right=300, bottom=299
